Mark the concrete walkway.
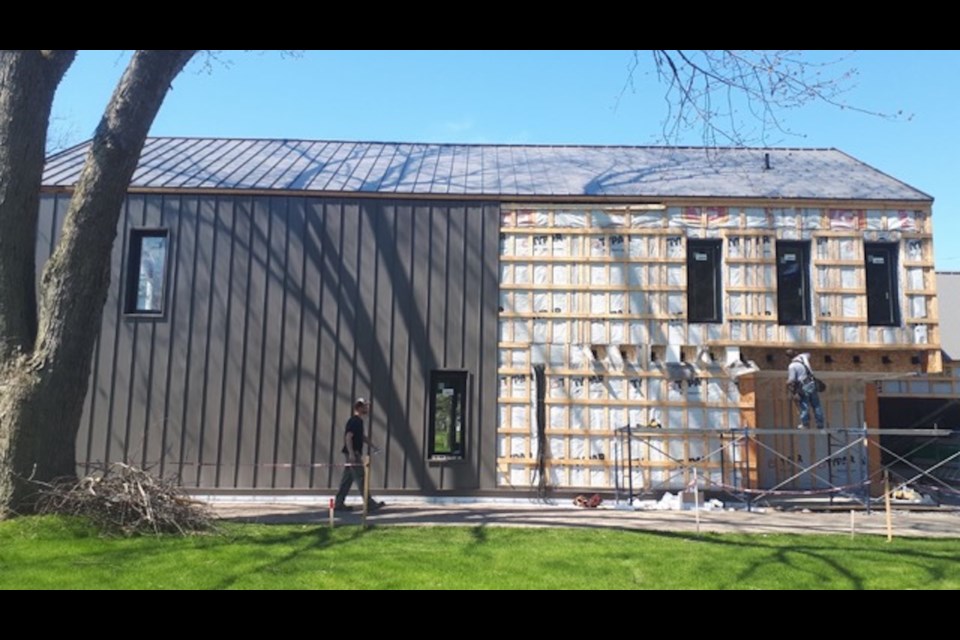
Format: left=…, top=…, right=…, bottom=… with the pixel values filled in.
left=208, top=499, right=960, bottom=538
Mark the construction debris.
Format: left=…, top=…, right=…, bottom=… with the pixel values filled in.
left=36, top=463, right=216, bottom=536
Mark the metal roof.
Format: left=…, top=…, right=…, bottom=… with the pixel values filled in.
left=936, top=272, right=960, bottom=362
left=42, top=137, right=933, bottom=201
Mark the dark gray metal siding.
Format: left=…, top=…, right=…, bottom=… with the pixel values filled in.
left=39, top=194, right=500, bottom=492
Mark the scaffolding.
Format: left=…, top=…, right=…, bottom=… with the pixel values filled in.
left=614, top=426, right=959, bottom=511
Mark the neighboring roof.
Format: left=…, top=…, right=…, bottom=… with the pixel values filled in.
left=42, top=137, right=933, bottom=202
left=937, top=272, right=960, bottom=362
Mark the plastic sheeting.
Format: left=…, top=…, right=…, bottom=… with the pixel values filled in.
left=610, top=321, right=626, bottom=343
left=841, top=295, right=858, bottom=318
left=632, top=211, right=664, bottom=228
left=668, top=320, right=685, bottom=344
left=908, top=268, right=925, bottom=290
left=590, top=264, right=607, bottom=285
left=667, top=293, right=684, bottom=316
left=744, top=208, right=769, bottom=228
left=666, top=236, right=684, bottom=257
left=555, top=211, right=588, bottom=228
left=911, top=295, right=927, bottom=318
left=802, top=208, right=823, bottom=229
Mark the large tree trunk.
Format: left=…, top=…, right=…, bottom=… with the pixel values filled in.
left=0, top=50, right=195, bottom=517
left=0, top=51, right=74, bottom=363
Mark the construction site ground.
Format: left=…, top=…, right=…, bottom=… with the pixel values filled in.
left=206, top=497, right=960, bottom=539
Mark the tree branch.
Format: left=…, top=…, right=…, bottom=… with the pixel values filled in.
left=34, top=50, right=196, bottom=374
left=0, top=50, right=76, bottom=365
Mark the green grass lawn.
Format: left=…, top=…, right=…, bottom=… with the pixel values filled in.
left=1, top=516, right=958, bottom=589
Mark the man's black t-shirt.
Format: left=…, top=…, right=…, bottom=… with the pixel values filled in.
left=341, top=415, right=364, bottom=455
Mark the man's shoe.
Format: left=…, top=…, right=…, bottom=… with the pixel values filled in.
left=797, top=424, right=807, bottom=430
left=367, top=500, right=385, bottom=512
left=333, top=503, right=353, bottom=512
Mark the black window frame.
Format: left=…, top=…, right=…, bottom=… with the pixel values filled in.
left=686, top=239, right=723, bottom=323
left=124, top=228, right=170, bottom=317
left=776, top=241, right=812, bottom=326
left=428, top=370, right=468, bottom=460
left=864, top=242, right=901, bottom=326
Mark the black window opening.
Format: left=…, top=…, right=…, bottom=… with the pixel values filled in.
left=124, top=229, right=169, bottom=315
left=865, top=242, right=901, bottom=326
left=687, top=239, right=723, bottom=323
left=428, top=370, right=467, bottom=459
left=776, top=241, right=811, bottom=325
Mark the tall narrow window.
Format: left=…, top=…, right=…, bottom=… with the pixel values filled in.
left=124, top=229, right=169, bottom=315
left=865, top=242, right=900, bottom=326
left=776, top=241, right=811, bottom=325
left=687, top=239, right=723, bottom=323
left=428, top=370, right=468, bottom=459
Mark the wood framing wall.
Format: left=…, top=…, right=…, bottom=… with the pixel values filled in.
left=496, top=203, right=939, bottom=492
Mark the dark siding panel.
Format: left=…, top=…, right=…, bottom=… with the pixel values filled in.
left=407, top=204, right=434, bottom=491
left=143, top=195, right=175, bottom=472
left=234, top=197, right=262, bottom=488
left=96, top=196, right=132, bottom=470
left=116, top=196, right=146, bottom=466
left=426, top=206, right=448, bottom=489
left=478, top=204, right=500, bottom=490
left=356, top=202, right=381, bottom=487
left=289, top=198, right=314, bottom=489
left=386, top=203, right=414, bottom=489
left=68, top=194, right=500, bottom=493
left=163, top=198, right=198, bottom=485
left=370, top=202, right=397, bottom=488
left=158, top=196, right=186, bottom=479
left=182, top=196, right=214, bottom=486
left=128, top=195, right=162, bottom=468
left=197, top=197, right=231, bottom=487
left=334, top=201, right=360, bottom=481
left=247, top=196, right=273, bottom=488
left=275, top=197, right=304, bottom=489
left=318, top=201, right=342, bottom=487
left=221, top=197, right=251, bottom=487
left=263, top=197, right=290, bottom=488
left=455, top=204, right=486, bottom=488
left=302, top=200, right=327, bottom=487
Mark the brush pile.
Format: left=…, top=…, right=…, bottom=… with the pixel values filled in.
left=37, top=463, right=215, bottom=536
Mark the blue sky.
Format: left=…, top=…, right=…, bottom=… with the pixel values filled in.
left=50, top=50, right=960, bottom=270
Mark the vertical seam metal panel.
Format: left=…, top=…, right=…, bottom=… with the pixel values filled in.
left=214, top=197, right=237, bottom=487
left=195, top=196, right=218, bottom=486
left=159, top=195, right=183, bottom=479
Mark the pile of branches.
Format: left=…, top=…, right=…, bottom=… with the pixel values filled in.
left=36, top=463, right=216, bottom=536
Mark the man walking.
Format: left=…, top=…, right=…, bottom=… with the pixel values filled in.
left=334, top=398, right=385, bottom=512
left=786, top=349, right=826, bottom=429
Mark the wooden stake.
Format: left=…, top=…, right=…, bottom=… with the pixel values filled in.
left=849, top=509, right=855, bottom=539
left=363, top=455, right=370, bottom=530
left=693, top=467, right=701, bottom=535
left=884, top=470, right=893, bottom=542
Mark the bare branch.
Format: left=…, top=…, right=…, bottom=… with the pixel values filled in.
left=631, top=50, right=910, bottom=146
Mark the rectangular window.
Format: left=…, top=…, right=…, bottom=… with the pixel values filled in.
left=776, top=241, right=811, bottom=325
left=428, top=370, right=467, bottom=459
left=124, top=229, right=168, bottom=315
left=687, top=239, right=723, bottom=323
left=865, top=242, right=900, bottom=326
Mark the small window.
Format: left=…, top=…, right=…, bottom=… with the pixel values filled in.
left=428, top=370, right=467, bottom=459
left=776, top=241, right=811, bottom=325
left=687, top=239, right=723, bottom=323
left=865, top=242, right=900, bottom=326
left=124, top=229, right=168, bottom=315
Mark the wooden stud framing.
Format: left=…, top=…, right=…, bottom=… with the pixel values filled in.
left=497, top=203, right=939, bottom=492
